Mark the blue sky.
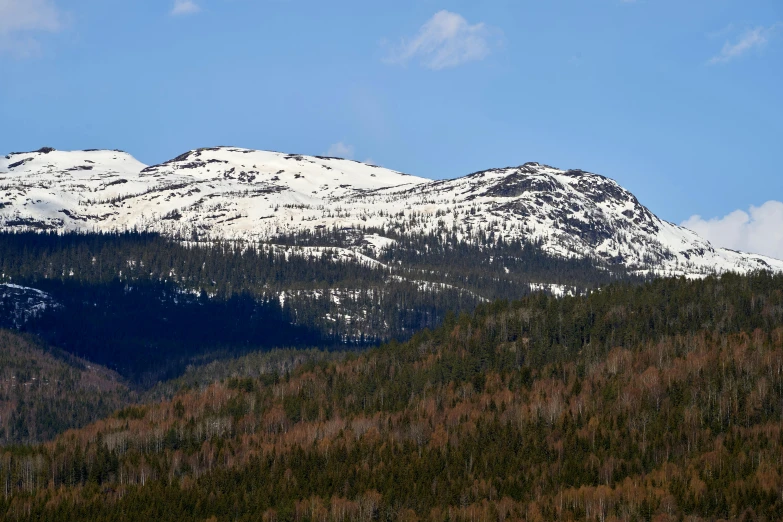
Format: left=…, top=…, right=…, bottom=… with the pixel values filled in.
left=1, top=0, right=782, bottom=256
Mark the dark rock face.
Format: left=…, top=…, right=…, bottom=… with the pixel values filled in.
left=484, top=171, right=565, bottom=198
left=2, top=217, right=61, bottom=230
left=8, top=158, right=32, bottom=169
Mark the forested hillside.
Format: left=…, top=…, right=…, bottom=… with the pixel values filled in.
left=0, top=331, right=133, bottom=445
left=1, top=273, right=782, bottom=521
left=0, top=231, right=636, bottom=383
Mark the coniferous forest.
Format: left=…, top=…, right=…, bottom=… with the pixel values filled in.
left=0, top=257, right=781, bottom=520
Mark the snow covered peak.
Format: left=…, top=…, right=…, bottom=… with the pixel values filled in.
left=0, top=146, right=428, bottom=237
left=1, top=148, right=145, bottom=175
left=0, top=146, right=780, bottom=277
left=138, top=146, right=426, bottom=193
left=359, top=161, right=783, bottom=276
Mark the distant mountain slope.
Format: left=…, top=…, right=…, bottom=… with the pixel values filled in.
left=1, top=146, right=781, bottom=277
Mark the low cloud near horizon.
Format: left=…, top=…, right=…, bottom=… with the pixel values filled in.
left=326, top=142, right=355, bottom=159
left=682, top=201, right=783, bottom=260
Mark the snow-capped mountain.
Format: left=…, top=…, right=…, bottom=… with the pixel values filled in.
left=1, top=146, right=780, bottom=277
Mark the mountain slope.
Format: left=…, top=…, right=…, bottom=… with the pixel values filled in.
left=0, top=329, right=133, bottom=444
left=0, top=231, right=613, bottom=371
left=2, top=273, right=783, bottom=520
left=1, top=147, right=781, bottom=277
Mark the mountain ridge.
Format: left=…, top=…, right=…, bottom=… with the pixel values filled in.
left=1, top=146, right=780, bottom=277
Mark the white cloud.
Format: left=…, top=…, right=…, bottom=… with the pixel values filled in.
left=708, top=25, right=776, bottom=65
left=171, top=0, right=200, bottom=16
left=386, top=10, right=500, bottom=70
left=0, top=0, right=60, bottom=34
left=682, top=201, right=783, bottom=260
left=0, top=0, right=62, bottom=56
left=326, top=142, right=355, bottom=159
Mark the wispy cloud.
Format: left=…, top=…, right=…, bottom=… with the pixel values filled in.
left=327, top=142, right=355, bottom=159
left=0, top=0, right=63, bottom=57
left=386, top=11, right=501, bottom=70
left=708, top=25, right=777, bottom=65
left=707, top=24, right=736, bottom=39
left=682, top=201, right=783, bottom=260
left=171, top=0, right=201, bottom=16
